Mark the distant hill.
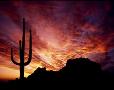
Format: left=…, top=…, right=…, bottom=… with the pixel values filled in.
left=27, top=58, right=113, bottom=81
left=2, top=58, right=114, bottom=90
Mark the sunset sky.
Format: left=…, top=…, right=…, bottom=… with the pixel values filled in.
left=0, top=0, right=114, bottom=80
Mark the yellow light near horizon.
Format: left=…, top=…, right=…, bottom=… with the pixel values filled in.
left=0, top=66, right=30, bottom=80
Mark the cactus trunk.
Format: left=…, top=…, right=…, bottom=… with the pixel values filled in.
left=11, top=18, right=32, bottom=80
left=20, top=63, right=24, bottom=79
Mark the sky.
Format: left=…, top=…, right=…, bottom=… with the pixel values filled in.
left=0, top=0, right=114, bottom=80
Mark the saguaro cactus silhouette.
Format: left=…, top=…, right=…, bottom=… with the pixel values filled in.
left=11, top=18, right=32, bottom=80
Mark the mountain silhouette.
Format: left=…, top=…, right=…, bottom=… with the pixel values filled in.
left=1, top=58, right=114, bottom=90
left=27, top=58, right=113, bottom=82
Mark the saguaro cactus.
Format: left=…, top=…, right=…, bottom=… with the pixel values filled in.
left=11, top=18, right=32, bottom=80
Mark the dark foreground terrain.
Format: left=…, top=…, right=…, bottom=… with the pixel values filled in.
left=1, top=58, right=114, bottom=90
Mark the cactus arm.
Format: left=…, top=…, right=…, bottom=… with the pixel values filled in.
left=11, top=48, right=20, bottom=65
left=24, top=29, right=32, bottom=66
